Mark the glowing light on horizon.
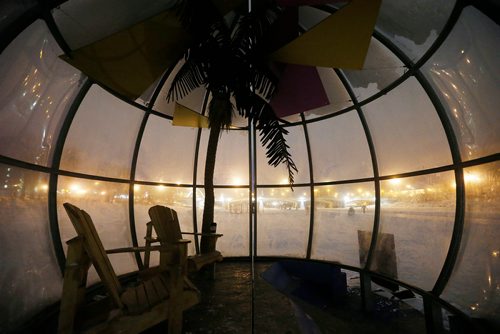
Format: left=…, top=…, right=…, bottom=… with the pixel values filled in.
left=232, top=177, right=243, bottom=185
left=464, top=172, right=481, bottom=183
left=389, top=178, right=401, bottom=185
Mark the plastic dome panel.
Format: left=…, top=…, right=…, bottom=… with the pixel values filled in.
left=197, top=129, right=249, bottom=186
left=60, top=85, right=144, bottom=178
left=256, top=186, right=310, bottom=257
left=136, top=115, right=197, bottom=184
left=0, top=20, right=82, bottom=166
left=423, top=7, right=500, bottom=161
left=311, top=182, right=375, bottom=267
left=342, top=37, right=406, bottom=102
left=442, top=162, right=500, bottom=325
left=374, top=172, right=456, bottom=290
left=0, top=166, right=62, bottom=333
left=307, top=111, right=373, bottom=182
left=376, top=0, right=456, bottom=62
left=362, top=77, right=453, bottom=176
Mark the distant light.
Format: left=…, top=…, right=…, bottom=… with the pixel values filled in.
left=3, top=185, right=7, bottom=189
left=389, top=178, right=401, bottom=185
left=100, top=191, right=107, bottom=195
left=134, top=184, right=141, bottom=191
left=40, top=184, right=48, bottom=191
left=464, top=172, right=481, bottom=183
left=280, top=178, right=288, bottom=185
left=492, top=250, right=499, bottom=258
left=232, top=177, right=243, bottom=185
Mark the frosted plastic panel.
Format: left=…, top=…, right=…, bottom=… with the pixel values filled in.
left=197, top=129, right=249, bottom=186
left=0, top=20, right=82, bottom=165
left=52, top=0, right=178, bottom=49
left=308, top=111, right=373, bottom=182
left=0, top=166, right=61, bottom=333
left=363, top=77, right=452, bottom=176
left=311, top=183, right=375, bottom=267
left=423, top=8, right=500, bottom=161
left=304, top=67, right=353, bottom=120
left=343, top=38, right=406, bottom=102
left=256, top=187, right=309, bottom=257
left=136, top=115, right=197, bottom=184
left=376, top=0, right=455, bottom=62
left=374, top=172, right=455, bottom=290
left=57, top=177, right=136, bottom=284
left=257, top=125, right=309, bottom=185
left=60, top=86, right=144, bottom=178
left=197, top=188, right=250, bottom=257
left=134, top=185, right=196, bottom=265
left=442, top=162, right=500, bottom=324
left=0, top=0, right=37, bottom=30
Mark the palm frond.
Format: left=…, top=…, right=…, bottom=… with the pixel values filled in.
left=166, top=52, right=207, bottom=102
left=244, top=95, right=297, bottom=185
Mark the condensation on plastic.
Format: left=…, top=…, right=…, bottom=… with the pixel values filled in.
left=135, top=114, right=197, bottom=184
left=376, top=0, right=456, bottom=63
left=0, top=20, right=83, bottom=166
left=51, top=0, right=179, bottom=49
left=422, top=7, right=500, bottom=161
left=441, top=162, right=500, bottom=325
left=311, top=182, right=375, bottom=267
left=256, top=187, right=309, bottom=258
left=342, top=37, right=406, bottom=102
left=0, top=166, right=62, bottom=333
left=197, top=128, right=250, bottom=186
left=375, top=172, right=455, bottom=291
left=57, top=176, right=137, bottom=284
left=362, top=77, right=453, bottom=176
left=307, top=111, right=373, bottom=182
left=59, top=85, right=144, bottom=179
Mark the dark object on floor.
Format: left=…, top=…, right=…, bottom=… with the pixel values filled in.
left=261, top=260, right=348, bottom=308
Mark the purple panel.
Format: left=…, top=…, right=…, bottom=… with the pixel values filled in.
left=271, top=64, right=329, bottom=117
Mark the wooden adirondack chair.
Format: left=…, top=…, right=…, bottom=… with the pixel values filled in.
left=145, top=205, right=223, bottom=278
left=58, top=203, right=200, bottom=334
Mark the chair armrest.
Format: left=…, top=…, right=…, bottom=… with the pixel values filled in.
left=181, top=232, right=223, bottom=238
left=106, top=240, right=190, bottom=254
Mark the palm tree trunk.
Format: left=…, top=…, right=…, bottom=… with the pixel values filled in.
left=200, top=124, right=221, bottom=254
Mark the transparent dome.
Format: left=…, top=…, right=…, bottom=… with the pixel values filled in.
left=0, top=1, right=499, bottom=333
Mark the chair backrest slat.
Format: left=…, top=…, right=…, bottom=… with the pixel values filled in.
left=63, top=203, right=124, bottom=308
left=148, top=205, right=183, bottom=243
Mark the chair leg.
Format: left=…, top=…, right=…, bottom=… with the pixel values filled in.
left=58, top=238, right=90, bottom=334
left=167, top=266, right=184, bottom=334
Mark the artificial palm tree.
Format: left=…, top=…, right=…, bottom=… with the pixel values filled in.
left=167, top=0, right=297, bottom=253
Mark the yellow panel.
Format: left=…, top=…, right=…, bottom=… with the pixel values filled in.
left=60, top=10, right=190, bottom=100
left=173, top=103, right=209, bottom=128
left=271, top=0, right=382, bottom=69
